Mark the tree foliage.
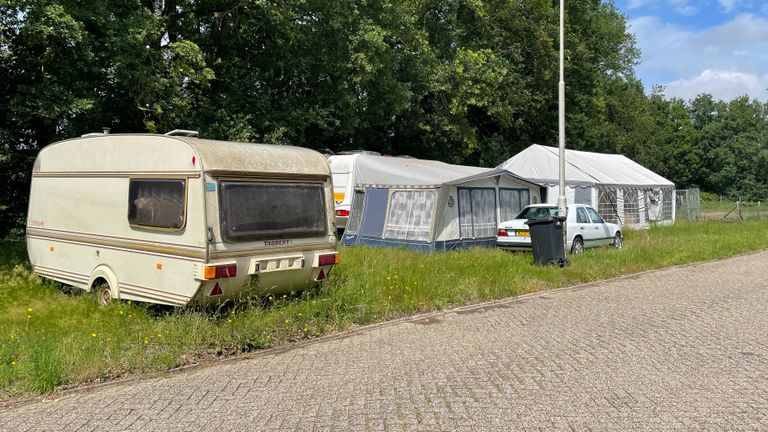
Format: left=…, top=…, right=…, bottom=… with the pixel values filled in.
left=1, top=0, right=767, bottom=237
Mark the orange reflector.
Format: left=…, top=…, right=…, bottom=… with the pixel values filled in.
left=156, top=263, right=163, bottom=270
left=204, top=266, right=216, bottom=279
left=210, top=282, right=223, bottom=296
left=49, top=246, right=54, bottom=252
left=334, top=192, right=345, bottom=201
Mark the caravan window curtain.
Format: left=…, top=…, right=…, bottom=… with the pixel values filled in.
left=383, top=190, right=435, bottom=241
left=458, top=188, right=497, bottom=238
left=128, top=179, right=186, bottom=230
left=499, top=188, right=530, bottom=222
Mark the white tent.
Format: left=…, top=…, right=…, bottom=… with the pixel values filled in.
left=498, top=145, right=676, bottom=228
left=340, top=154, right=542, bottom=251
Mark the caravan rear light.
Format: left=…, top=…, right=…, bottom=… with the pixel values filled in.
left=318, top=253, right=340, bottom=266
left=497, top=229, right=508, bottom=237
left=203, top=263, right=237, bottom=279
left=335, top=209, right=350, bottom=217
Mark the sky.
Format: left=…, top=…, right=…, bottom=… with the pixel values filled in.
left=614, top=0, right=768, bottom=101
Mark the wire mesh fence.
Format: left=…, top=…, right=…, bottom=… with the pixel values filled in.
left=675, top=189, right=701, bottom=221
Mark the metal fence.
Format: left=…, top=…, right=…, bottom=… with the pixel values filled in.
left=675, top=189, right=701, bottom=221
left=720, top=200, right=765, bottom=221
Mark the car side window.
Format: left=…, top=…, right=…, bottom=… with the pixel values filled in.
left=576, top=207, right=590, bottom=223
left=586, top=207, right=605, bottom=224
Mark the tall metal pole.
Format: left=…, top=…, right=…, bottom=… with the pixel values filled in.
left=558, top=0, right=568, bottom=258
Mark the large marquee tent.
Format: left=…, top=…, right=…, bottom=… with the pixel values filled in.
left=498, top=144, right=676, bottom=228
left=339, top=154, right=542, bottom=251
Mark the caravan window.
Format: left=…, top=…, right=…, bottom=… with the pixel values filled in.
left=383, top=190, right=435, bottom=241
left=458, top=188, right=497, bottom=238
left=128, top=179, right=186, bottom=230
left=499, top=188, right=530, bottom=222
left=219, top=181, right=327, bottom=242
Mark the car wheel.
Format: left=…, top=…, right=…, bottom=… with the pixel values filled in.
left=612, top=232, right=623, bottom=249
left=571, top=237, right=584, bottom=254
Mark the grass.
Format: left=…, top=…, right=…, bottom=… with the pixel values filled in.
left=1, top=219, right=768, bottom=398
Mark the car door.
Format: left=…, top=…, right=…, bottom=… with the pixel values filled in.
left=573, top=206, right=593, bottom=245
left=585, top=206, right=612, bottom=246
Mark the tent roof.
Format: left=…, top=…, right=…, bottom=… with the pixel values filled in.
left=497, top=144, right=674, bottom=188
left=351, top=154, right=538, bottom=188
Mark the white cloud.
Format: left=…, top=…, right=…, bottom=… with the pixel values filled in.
left=664, top=69, right=768, bottom=100
left=675, top=5, right=697, bottom=15
left=627, top=0, right=654, bottom=9
left=628, top=13, right=768, bottom=100
left=719, top=0, right=740, bottom=13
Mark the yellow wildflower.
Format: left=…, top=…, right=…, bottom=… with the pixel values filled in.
left=90, top=332, right=97, bottom=337
left=26, top=308, right=32, bottom=313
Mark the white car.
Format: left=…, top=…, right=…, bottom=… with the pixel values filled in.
left=497, top=203, right=623, bottom=254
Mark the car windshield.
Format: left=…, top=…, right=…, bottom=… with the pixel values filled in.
left=516, top=206, right=558, bottom=220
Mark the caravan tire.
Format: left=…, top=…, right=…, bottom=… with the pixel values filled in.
left=93, top=280, right=113, bottom=306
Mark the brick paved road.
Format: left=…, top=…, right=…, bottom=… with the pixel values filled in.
left=2, top=252, right=768, bottom=431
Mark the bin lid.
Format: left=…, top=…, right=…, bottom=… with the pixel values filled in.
left=524, top=217, right=556, bottom=226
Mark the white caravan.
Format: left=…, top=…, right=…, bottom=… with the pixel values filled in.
left=328, top=154, right=360, bottom=235
left=26, top=132, right=339, bottom=306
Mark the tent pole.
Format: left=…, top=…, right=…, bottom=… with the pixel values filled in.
left=558, top=0, right=568, bottom=260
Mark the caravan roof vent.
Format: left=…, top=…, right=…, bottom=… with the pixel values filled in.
left=81, top=127, right=111, bottom=138
left=164, top=129, right=199, bottom=137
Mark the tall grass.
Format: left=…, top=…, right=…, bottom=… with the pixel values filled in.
left=0, top=219, right=767, bottom=398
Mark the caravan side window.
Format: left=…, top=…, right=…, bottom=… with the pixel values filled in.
left=128, top=179, right=187, bottom=230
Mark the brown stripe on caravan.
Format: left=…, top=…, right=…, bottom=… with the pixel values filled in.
left=32, top=170, right=201, bottom=178
left=33, top=264, right=90, bottom=286
left=26, top=227, right=206, bottom=260
left=209, top=242, right=336, bottom=260
left=119, top=282, right=193, bottom=305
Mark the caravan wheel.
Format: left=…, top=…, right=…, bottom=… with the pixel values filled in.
left=93, top=280, right=113, bottom=306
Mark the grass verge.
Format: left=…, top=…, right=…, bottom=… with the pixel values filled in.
left=1, top=219, right=767, bottom=399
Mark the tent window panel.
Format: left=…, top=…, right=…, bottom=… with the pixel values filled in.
left=597, top=188, right=620, bottom=224
left=624, top=189, right=640, bottom=225
left=662, top=188, right=674, bottom=221
left=383, top=190, right=435, bottom=241
left=458, top=189, right=473, bottom=238
left=458, top=188, right=497, bottom=238
left=345, top=191, right=365, bottom=234
left=471, top=189, right=497, bottom=238
left=574, top=187, right=592, bottom=205
left=499, top=188, right=530, bottom=222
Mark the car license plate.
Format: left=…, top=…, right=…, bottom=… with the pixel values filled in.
left=515, top=230, right=529, bottom=237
